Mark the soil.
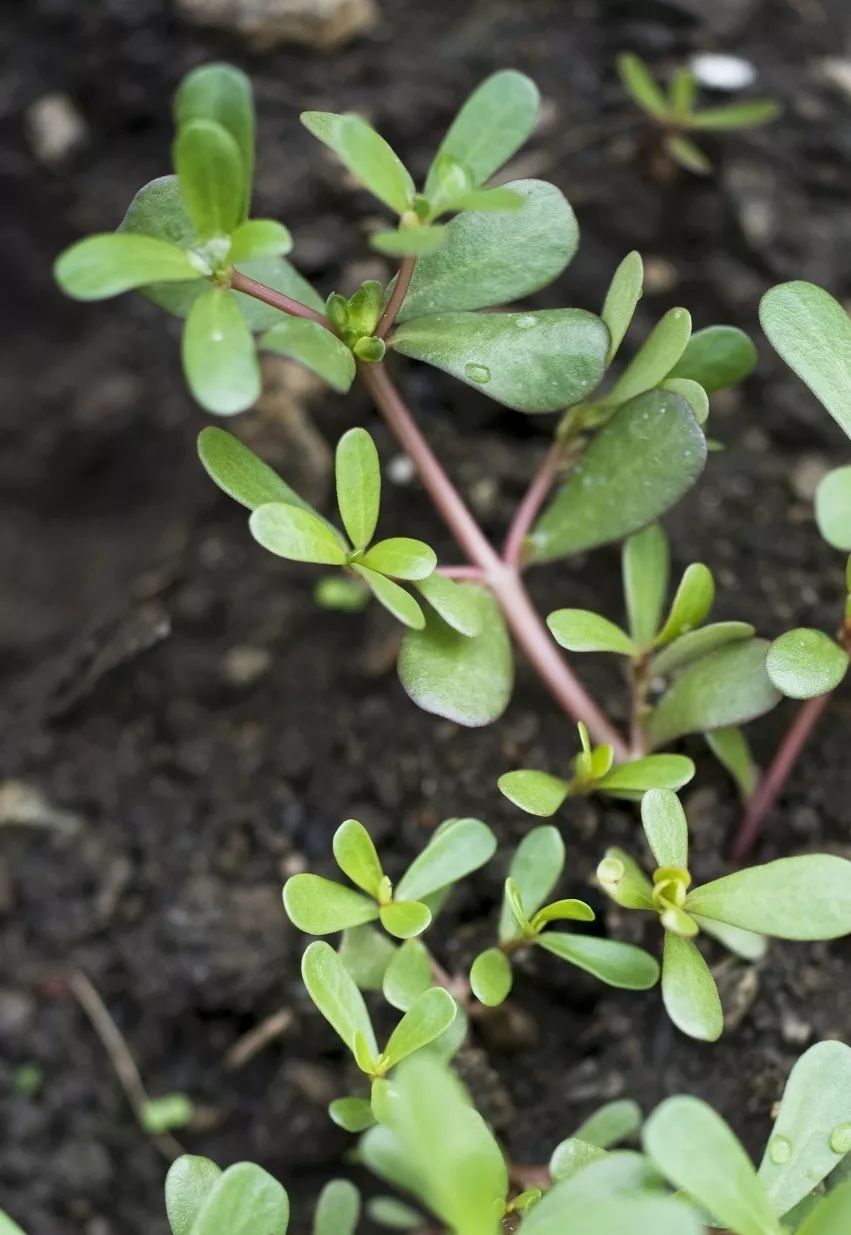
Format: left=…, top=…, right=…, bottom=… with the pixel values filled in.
left=3, top=0, right=851, bottom=1232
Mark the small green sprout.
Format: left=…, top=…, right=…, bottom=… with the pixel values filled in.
left=140, top=1092, right=194, bottom=1135
left=284, top=817, right=496, bottom=939
left=164, top=1156, right=289, bottom=1235
left=598, top=789, right=851, bottom=1041
left=617, top=52, right=781, bottom=176
left=499, top=720, right=695, bottom=816
left=469, top=826, right=660, bottom=1007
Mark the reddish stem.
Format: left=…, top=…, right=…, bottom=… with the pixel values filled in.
left=503, top=441, right=564, bottom=568
left=375, top=256, right=416, bottom=340
left=439, top=565, right=486, bottom=580
left=730, top=692, right=832, bottom=864
left=230, top=269, right=329, bottom=327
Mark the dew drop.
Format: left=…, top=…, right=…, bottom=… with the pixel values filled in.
left=465, top=363, right=491, bottom=385
left=829, top=1123, right=851, bottom=1154
left=768, top=1135, right=792, bottom=1164
left=515, top=314, right=536, bottom=329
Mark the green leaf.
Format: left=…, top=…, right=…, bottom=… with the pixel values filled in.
left=452, top=187, right=525, bottom=212
left=470, top=948, right=513, bottom=1007
left=661, top=933, right=723, bottom=1042
left=229, top=219, right=292, bottom=263
left=388, top=1056, right=508, bottom=1235
left=175, top=62, right=254, bottom=219
left=425, top=70, right=540, bottom=193
left=314, top=1180, right=360, bottom=1235
left=646, top=638, right=781, bottom=747
left=668, top=325, right=758, bottom=393
left=116, top=174, right=210, bottom=315
left=766, top=628, right=848, bottom=699
left=573, top=1100, right=643, bottom=1150
left=384, top=988, right=457, bottom=1066
left=329, top=1096, right=375, bottom=1133
left=498, top=827, right=566, bottom=941
left=760, top=282, right=851, bottom=439
left=396, top=818, right=496, bottom=902
left=606, top=308, right=692, bottom=406
left=622, top=524, right=669, bottom=648
left=661, top=377, right=709, bottom=426
left=398, top=180, right=578, bottom=320
left=687, top=100, right=781, bottom=130
left=643, top=1096, right=781, bottom=1235
left=686, top=854, right=851, bottom=940
left=547, top=608, right=636, bottom=655
left=165, top=1155, right=222, bottom=1235
left=617, top=54, right=668, bottom=118
left=398, top=586, right=513, bottom=726
left=530, top=899, right=595, bottom=929
left=55, top=233, right=201, bottom=301
left=796, top=1180, right=851, bottom=1235
left=367, top=1197, right=423, bottom=1230
left=602, top=251, right=644, bottom=363
left=339, top=925, right=396, bottom=991
left=547, top=1139, right=608, bottom=1183
left=504, top=878, right=533, bottom=935
left=183, top=287, right=261, bottom=415
left=497, top=769, right=569, bottom=818
left=704, top=726, right=758, bottom=802
left=283, top=874, right=378, bottom=934
left=371, top=226, right=446, bottom=257
left=595, top=755, right=695, bottom=800
left=261, top=319, right=355, bottom=394
left=414, top=573, right=483, bottom=637
left=302, top=112, right=414, bottom=215
left=656, top=563, right=715, bottom=643
left=597, top=849, right=655, bottom=911
left=526, top=1189, right=700, bottom=1235
left=197, top=427, right=315, bottom=514
left=234, top=255, right=326, bottom=327
left=302, top=940, right=378, bottom=1056
left=141, top=1093, right=193, bottom=1133
left=174, top=119, right=244, bottom=240
left=333, top=819, right=384, bottom=898
left=642, top=788, right=689, bottom=867
left=757, top=1041, right=851, bottom=1217
left=379, top=900, right=432, bottom=940
left=251, top=503, right=348, bottom=565
left=362, top=539, right=436, bottom=581
left=334, top=428, right=381, bottom=550
left=669, top=68, right=698, bottom=116
left=391, top=309, right=608, bottom=414
left=816, top=466, right=851, bottom=551
left=651, top=621, right=755, bottom=677
left=665, top=134, right=712, bottom=175
left=383, top=939, right=432, bottom=1012
left=691, top=915, right=767, bottom=962
left=352, top=566, right=425, bottom=630
left=0, top=1213, right=26, bottom=1235
left=531, top=390, right=707, bottom=562
left=190, top=1162, right=290, bottom=1235
left=537, top=933, right=660, bottom=989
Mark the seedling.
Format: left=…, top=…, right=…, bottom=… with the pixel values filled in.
left=617, top=52, right=780, bottom=175
left=469, top=826, right=660, bottom=1007
left=597, top=789, right=851, bottom=1041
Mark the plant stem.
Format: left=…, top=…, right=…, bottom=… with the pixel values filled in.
left=439, top=565, right=486, bottom=580
left=503, top=440, right=564, bottom=568
left=375, top=255, right=416, bottom=339
left=730, top=692, right=832, bottom=864
left=230, top=269, right=329, bottom=326
left=230, top=274, right=629, bottom=756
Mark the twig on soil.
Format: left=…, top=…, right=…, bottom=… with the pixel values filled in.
left=67, top=969, right=184, bottom=1161
left=224, top=1007, right=294, bottom=1070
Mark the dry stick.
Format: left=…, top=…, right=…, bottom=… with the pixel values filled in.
left=67, top=969, right=184, bottom=1161
left=225, top=1007, right=294, bottom=1070
left=232, top=273, right=629, bottom=756
left=730, top=692, right=833, bottom=865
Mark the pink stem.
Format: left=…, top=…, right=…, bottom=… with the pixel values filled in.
left=230, top=270, right=330, bottom=327
left=503, top=441, right=564, bottom=568
left=730, top=692, right=832, bottom=864
left=375, top=256, right=415, bottom=340
left=439, top=565, right=486, bottom=580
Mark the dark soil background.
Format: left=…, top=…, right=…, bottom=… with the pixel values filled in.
left=3, top=0, right=851, bottom=1231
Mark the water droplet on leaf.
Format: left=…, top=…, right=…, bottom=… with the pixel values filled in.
left=465, top=363, right=491, bottom=385
left=768, top=1135, right=792, bottom=1164
left=830, top=1123, right=851, bottom=1154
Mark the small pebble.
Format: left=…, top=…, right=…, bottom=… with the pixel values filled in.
left=691, top=53, right=756, bottom=92
left=26, top=93, right=87, bottom=165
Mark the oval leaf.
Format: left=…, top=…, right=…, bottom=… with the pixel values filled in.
left=399, top=180, right=578, bottom=320
left=537, top=933, right=660, bottom=990
left=641, top=788, right=689, bottom=868
left=532, top=390, right=707, bottom=562
left=470, top=948, right=513, bottom=1007
left=353, top=566, right=425, bottom=631
left=165, top=1156, right=223, bottom=1235
left=414, top=572, right=483, bottom=637
left=661, top=933, right=723, bottom=1042
left=547, top=609, right=635, bottom=655
left=622, top=524, right=669, bottom=648
left=182, top=287, right=261, bottom=415
left=572, top=1100, right=643, bottom=1150
left=333, top=819, right=384, bottom=898
left=379, top=900, right=432, bottom=940
left=499, top=826, right=566, bottom=941
left=391, top=309, right=608, bottom=414
left=396, top=818, right=496, bottom=903
left=766, top=628, right=848, bottom=699
left=191, top=1162, right=289, bottom=1235
left=314, top=1180, right=360, bottom=1235
left=55, top=233, right=201, bottom=301
left=283, top=874, right=378, bottom=934
left=250, top=504, right=348, bottom=565
left=602, top=251, right=644, bottom=363
left=497, top=770, right=569, bottom=818
left=398, top=586, right=513, bottom=726
left=229, top=219, right=292, bottom=263
left=329, top=1096, right=375, bottom=1133
left=656, top=563, right=715, bottom=644
left=606, top=308, right=692, bottom=406
left=362, top=538, right=437, bottom=581
left=646, top=638, right=781, bottom=747
left=384, top=988, right=457, bottom=1066
left=302, top=112, right=414, bottom=214
left=383, top=939, right=433, bottom=1012
left=425, top=70, right=540, bottom=192
left=175, top=62, right=254, bottom=218
left=335, top=427, right=381, bottom=549
left=668, top=325, right=758, bottom=393
left=174, top=119, right=244, bottom=239
left=595, top=755, right=695, bottom=800
left=197, top=426, right=315, bottom=513
left=651, top=621, right=755, bottom=677
left=816, top=466, right=851, bottom=551
left=302, top=940, right=377, bottom=1056
left=261, top=319, right=355, bottom=394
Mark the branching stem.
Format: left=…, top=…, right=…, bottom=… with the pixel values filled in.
left=375, top=255, right=416, bottom=339
left=230, top=269, right=329, bottom=326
